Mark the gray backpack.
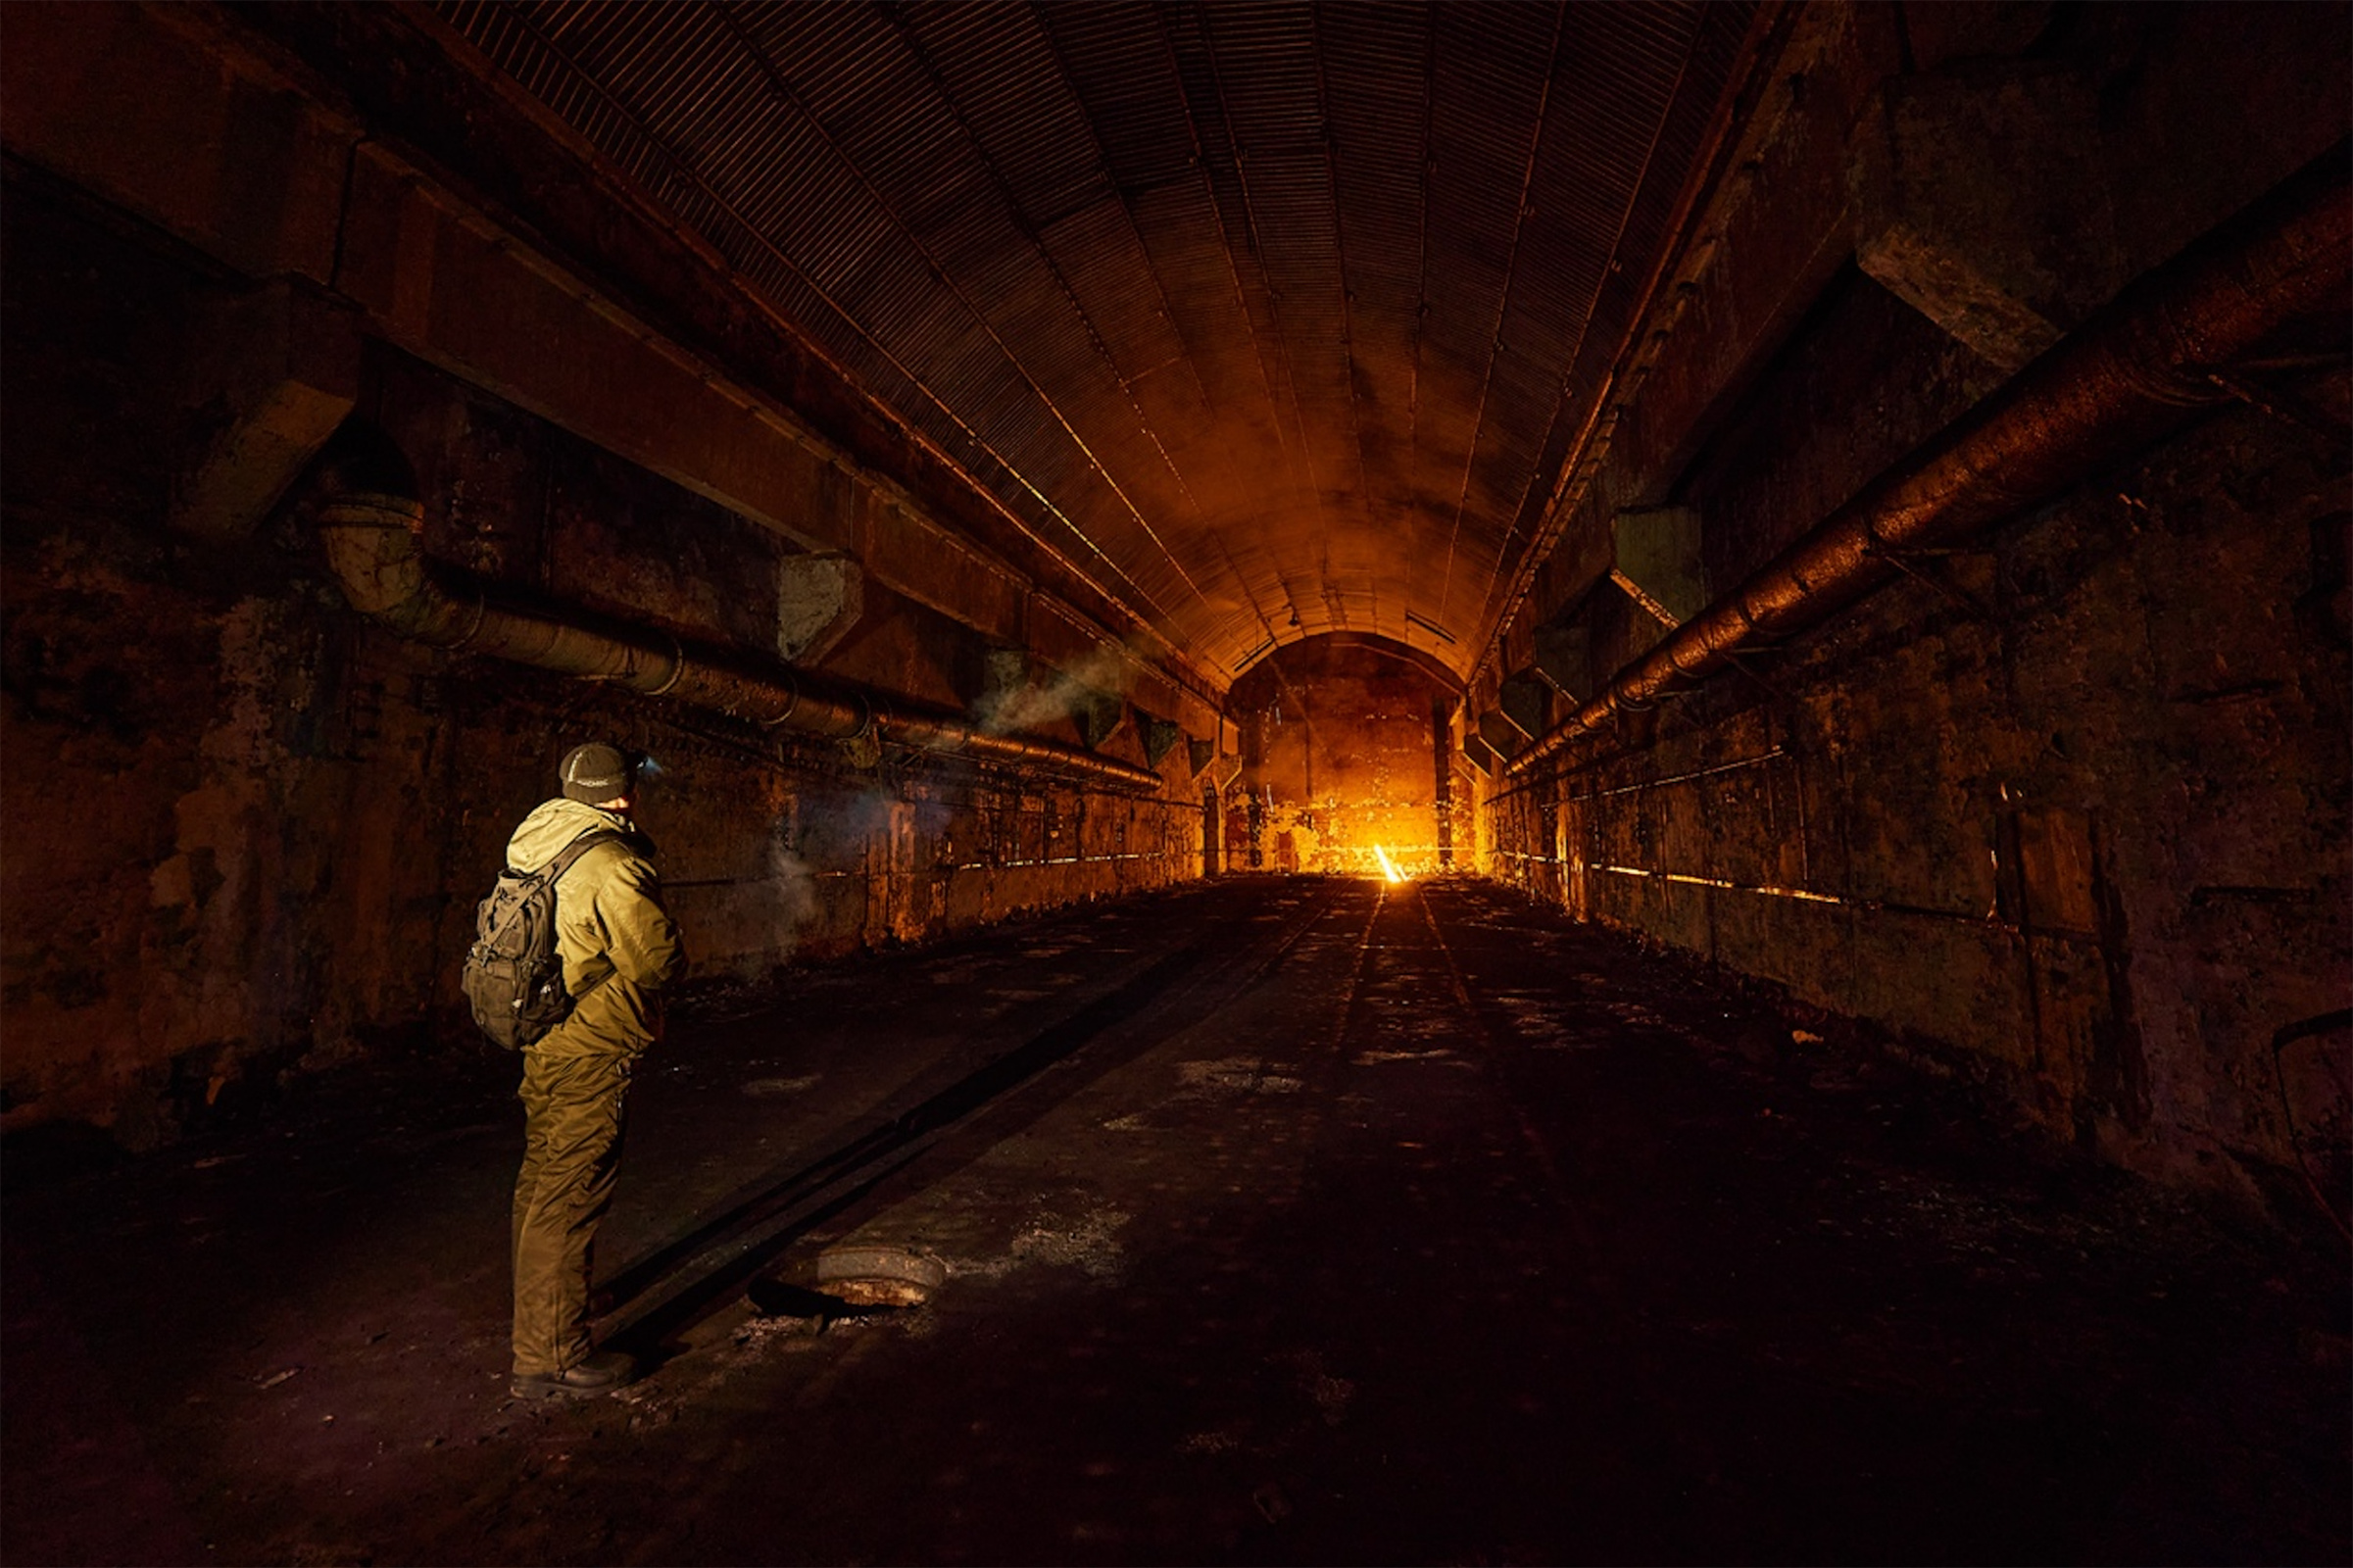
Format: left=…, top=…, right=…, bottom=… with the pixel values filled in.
left=461, top=831, right=620, bottom=1050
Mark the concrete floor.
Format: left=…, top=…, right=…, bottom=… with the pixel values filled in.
left=5, top=876, right=2346, bottom=1566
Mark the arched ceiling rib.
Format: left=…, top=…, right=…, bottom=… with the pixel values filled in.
left=434, top=0, right=1756, bottom=684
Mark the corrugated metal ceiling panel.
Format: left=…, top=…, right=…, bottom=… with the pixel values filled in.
left=431, top=0, right=1757, bottom=682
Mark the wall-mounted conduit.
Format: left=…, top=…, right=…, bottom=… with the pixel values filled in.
left=1504, top=143, right=2351, bottom=785
left=314, top=428, right=1164, bottom=792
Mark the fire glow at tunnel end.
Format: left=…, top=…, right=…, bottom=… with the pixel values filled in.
left=1373, top=845, right=1405, bottom=884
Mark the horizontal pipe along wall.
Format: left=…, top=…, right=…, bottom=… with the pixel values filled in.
left=0, top=179, right=1203, bottom=1150
left=1502, top=373, right=2349, bottom=1199
left=1480, top=127, right=2347, bottom=1209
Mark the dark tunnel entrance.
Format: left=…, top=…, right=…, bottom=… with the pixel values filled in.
left=1224, top=634, right=1462, bottom=881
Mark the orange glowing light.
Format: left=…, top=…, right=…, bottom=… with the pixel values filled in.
left=1373, top=845, right=1405, bottom=884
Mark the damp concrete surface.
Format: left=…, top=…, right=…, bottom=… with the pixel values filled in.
left=4, top=877, right=2346, bottom=1565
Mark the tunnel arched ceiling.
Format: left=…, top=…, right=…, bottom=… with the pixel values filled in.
left=432, top=0, right=1759, bottom=686
left=1228, top=630, right=1461, bottom=711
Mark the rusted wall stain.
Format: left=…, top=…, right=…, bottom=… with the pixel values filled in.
left=1492, top=285, right=2349, bottom=1200
left=0, top=182, right=1201, bottom=1149
left=1477, top=0, right=2350, bottom=1209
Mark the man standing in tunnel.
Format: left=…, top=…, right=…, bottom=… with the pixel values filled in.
left=505, top=742, right=686, bottom=1398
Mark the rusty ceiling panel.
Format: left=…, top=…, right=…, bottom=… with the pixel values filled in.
left=432, top=0, right=1758, bottom=684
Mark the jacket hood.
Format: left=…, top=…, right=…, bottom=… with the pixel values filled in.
left=508, top=798, right=642, bottom=872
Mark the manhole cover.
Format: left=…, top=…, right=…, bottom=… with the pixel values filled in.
left=814, top=1244, right=947, bottom=1307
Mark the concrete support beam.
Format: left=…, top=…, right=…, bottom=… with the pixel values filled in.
left=1135, top=712, right=1182, bottom=768
left=1461, top=733, right=1499, bottom=777
left=968, top=647, right=1032, bottom=729
left=1609, top=507, right=1705, bottom=628
left=776, top=553, right=862, bottom=665
left=1476, top=710, right=1525, bottom=762
left=1071, top=686, right=1126, bottom=752
left=0, top=3, right=356, bottom=284
left=1533, top=624, right=1593, bottom=705
left=1487, top=10, right=1850, bottom=653
left=984, top=647, right=1031, bottom=696
left=1498, top=672, right=1550, bottom=742
left=1851, top=65, right=2125, bottom=372
left=1186, top=737, right=1216, bottom=779
left=964, top=648, right=1156, bottom=761
left=1, top=4, right=1229, bottom=746
left=171, top=282, right=360, bottom=541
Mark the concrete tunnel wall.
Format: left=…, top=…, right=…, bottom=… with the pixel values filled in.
left=1224, top=638, right=1459, bottom=879
left=0, top=160, right=1212, bottom=1149
left=0, top=0, right=2346, bottom=1221
left=1470, top=3, right=2351, bottom=1202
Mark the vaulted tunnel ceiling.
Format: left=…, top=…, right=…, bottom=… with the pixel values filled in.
left=431, top=0, right=1761, bottom=686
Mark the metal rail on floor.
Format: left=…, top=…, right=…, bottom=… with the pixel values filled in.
left=591, top=882, right=1356, bottom=1348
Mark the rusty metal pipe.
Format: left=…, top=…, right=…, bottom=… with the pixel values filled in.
left=317, top=492, right=1163, bottom=790
left=1508, top=146, right=2351, bottom=781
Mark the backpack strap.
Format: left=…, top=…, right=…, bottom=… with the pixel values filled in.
left=537, top=829, right=628, bottom=1005
left=540, top=828, right=625, bottom=886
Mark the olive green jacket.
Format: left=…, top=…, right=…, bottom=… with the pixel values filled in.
left=506, top=798, right=687, bottom=1057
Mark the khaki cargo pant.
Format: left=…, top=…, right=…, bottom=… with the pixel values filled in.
left=512, top=1048, right=634, bottom=1377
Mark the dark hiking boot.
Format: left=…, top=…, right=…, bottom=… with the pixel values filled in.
left=511, top=1350, right=638, bottom=1400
